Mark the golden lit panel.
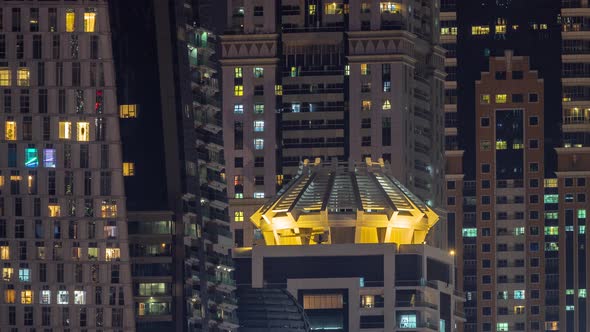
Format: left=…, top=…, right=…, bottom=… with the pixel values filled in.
left=21, top=290, right=33, bottom=304
left=275, top=85, right=283, bottom=96
left=0, top=68, right=11, bottom=86
left=362, top=100, right=372, bottom=111
left=361, top=63, right=369, bottom=75
left=234, top=85, right=243, bottom=96
left=123, top=162, right=135, bottom=176
left=496, top=140, right=507, bottom=150
left=480, top=94, right=491, bottom=104
left=84, top=11, right=96, bottom=32
left=382, top=100, right=391, bottom=110
left=66, top=10, right=76, bottom=32
left=105, top=248, right=120, bottom=261
left=101, top=202, right=117, bottom=218
left=471, top=25, right=490, bottom=35
left=59, top=121, right=72, bottom=139
left=17, top=68, right=30, bottom=86
left=0, top=246, right=9, bottom=260
left=495, top=94, right=507, bottom=103
left=0, top=175, right=4, bottom=187
left=77, top=122, right=90, bottom=141
left=5, top=121, right=16, bottom=140
left=309, top=4, right=317, bottom=15
left=380, top=2, right=400, bottom=14
left=2, top=267, right=13, bottom=281
left=119, top=104, right=138, bottom=118
left=544, top=179, right=558, bottom=188
left=48, top=205, right=61, bottom=217
left=5, top=289, right=15, bottom=303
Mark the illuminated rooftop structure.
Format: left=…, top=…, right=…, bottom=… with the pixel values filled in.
left=250, top=158, right=439, bottom=246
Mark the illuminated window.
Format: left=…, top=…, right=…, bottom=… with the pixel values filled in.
left=580, top=289, right=587, bottom=298
left=0, top=68, right=11, bottom=86
left=275, top=85, right=283, bottom=96
left=495, top=18, right=507, bottom=34
left=84, top=9, right=96, bottom=32
left=105, top=248, right=120, bottom=261
left=514, top=290, right=525, bottom=299
left=44, top=149, right=56, bottom=168
left=17, top=68, right=29, bottom=86
left=48, top=204, right=60, bottom=217
left=234, top=211, right=244, bottom=222
left=0, top=246, right=9, bottom=260
left=545, top=242, right=559, bottom=251
left=544, top=226, right=559, bottom=235
left=290, top=66, right=299, bottom=77
left=566, top=305, right=575, bottom=311
left=234, top=85, right=243, bottom=96
left=5, top=289, right=15, bottom=303
left=497, top=323, right=508, bottom=331
left=5, top=121, right=16, bottom=140
left=40, top=290, right=51, bottom=304
left=512, top=25, right=519, bottom=30
left=254, top=104, right=264, bottom=114
left=101, top=200, right=117, bottom=218
left=3, top=268, right=13, bottom=281
left=462, top=228, right=477, bottom=237
left=544, top=194, right=559, bottom=204
left=119, top=104, right=138, bottom=118
left=361, top=64, right=370, bottom=75
left=480, top=94, right=491, bottom=104
left=88, top=247, right=98, bottom=260
left=361, top=295, right=374, bottom=308
left=253, top=120, right=264, bottom=132
left=580, top=225, right=586, bottom=234
left=325, top=3, right=344, bottom=15
left=254, top=138, right=264, bottom=150
left=514, top=227, right=525, bottom=236
left=495, top=94, right=507, bottom=103
left=138, top=283, right=166, bottom=296
left=123, top=162, right=135, bottom=176
left=578, top=209, right=586, bottom=218
left=309, top=4, right=317, bottom=15
left=235, top=193, right=243, bottom=199
left=441, top=26, right=457, bottom=35
left=66, top=9, right=75, bottom=32
left=380, top=2, right=400, bottom=13
left=303, top=294, right=343, bottom=309
left=21, top=290, right=33, bottom=304
left=362, top=100, right=372, bottom=111
left=0, top=176, right=3, bottom=188
left=540, top=23, right=548, bottom=30
left=58, top=290, right=69, bottom=304
left=544, top=178, right=557, bottom=188
left=19, top=268, right=30, bottom=282
left=512, top=142, right=524, bottom=149
left=59, top=121, right=72, bottom=139
left=382, top=100, right=391, bottom=110
left=276, top=174, right=284, bottom=185
left=77, top=122, right=90, bottom=141
left=25, top=148, right=38, bottom=168
left=234, top=67, right=243, bottom=78
left=254, top=192, right=265, bottom=199
left=344, top=65, right=350, bottom=76
left=234, top=104, right=244, bottom=114
left=496, top=140, right=507, bottom=150
left=253, top=67, right=264, bottom=78
left=471, top=25, right=490, bottom=35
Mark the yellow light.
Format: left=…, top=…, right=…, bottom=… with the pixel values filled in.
left=84, top=11, right=96, bottom=32
left=77, top=122, right=90, bottom=141
left=449, top=250, right=455, bottom=256
left=66, top=10, right=76, bottom=32
left=17, top=68, right=30, bottom=86
left=5, top=121, right=16, bottom=140
left=59, top=121, right=72, bottom=139
left=0, top=68, right=11, bottom=87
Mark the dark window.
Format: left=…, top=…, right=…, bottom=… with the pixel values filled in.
left=447, top=181, right=455, bottom=189
left=234, top=157, right=243, bottom=168
left=495, top=71, right=506, bottom=80
left=511, top=93, right=523, bottom=102
left=481, top=164, right=490, bottom=173
left=255, top=157, right=264, bottom=167
left=254, top=6, right=264, bottom=16
left=529, top=116, right=538, bottom=125
left=529, top=139, right=539, bottom=149
left=480, top=117, right=490, bottom=127
left=512, top=71, right=523, bottom=79
left=529, top=93, right=538, bottom=102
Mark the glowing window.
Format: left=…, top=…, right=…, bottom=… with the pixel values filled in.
left=362, top=100, right=372, bottom=111
left=512, top=142, right=524, bottom=149
left=123, top=162, right=135, bottom=176
left=234, top=85, right=243, bottom=96
left=345, top=65, right=350, bottom=76
left=325, top=3, right=344, bottom=15
left=234, top=104, right=244, bottom=114
left=254, top=138, right=264, bottom=150
left=303, top=294, right=344, bottom=309
left=496, top=140, right=507, bottom=150
left=545, top=242, right=559, bottom=251
left=0, top=176, right=3, bottom=188
left=566, top=305, right=574, bottom=311
left=361, top=64, right=370, bottom=75
left=5, top=289, right=15, bottom=303
left=0, top=68, right=11, bottom=86
left=544, top=226, right=559, bottom=235
left=235, top=193, right=243, bottom=199
left=138, top=283, right=166, bottom=296
left=309, top=4, right=317, bottom=15
left=253, top=120, right=264, bottom=132
left=2, top=268, right=13, bottom=281
left=234, top=211, right=244, bottom=222
left=497, top=323, right=508, bottom=331
left=40, top=290, right=51, bottom=304
left=105, top=248, right=120, bottom=261
left=88, top=247, right=98, bottom=260
left=290, top=66, right=299, bottom=77
left=544, top=178, right=557, bottom=188
left=480, top=94, right=491, bottom=104
left=580, top=289, right=587, bottom=298
left=441, top=27, right=457, bottom=35
left=253, top=67, right=264, bottom=78
left=578, top=209, right=586, bottom=218
left=25, top=148, right=38, bottom=168
left=43, top=149, right=56, bottom=168
left=119, top=104, right=138, bottom=118
left=5, top=121, right=16, bottom=140
left=471, top=25, right=490, bottom=35
left=277, top=174, right=284, bottom=185
left=544, top=194, right=559, bottom=204
left=101, top=200, right=117, bottom=218
left=48, top=204, right=61, bottom=217
left=382, top=100, right=391, bottom=110
left=234, top=67, right=243, bottom=78
left=66, top=9, right=75, bottom=32
left=254, top=104, right=264, bottom=114
left=77, top=122, right=90, bottom=141
left=254, top=192, right=265, bottom=199
left=19, top=268, right=30, bottom=282
left=275, top=85, right=283, bottom=96
left=462, top=228, right=477, bottom=237
left=84, top=10, right=96, bottom=32
left=580, top=225, right=586, bottom=234
left=380, top=2, right=400, bottom=13
left=495, top=94, right=507, bottom=103
left=21, top=290, right=33, bottom=304
left=58, top=290, right=69, bottom=304
left=514, top=290, right=525, bottom=299
left=17, top=68, right=30, bottom=86
left=59, top=121, right=72, bottom=139
left=496, top=18, right=507, bottom=34
left=0, top=246, right=9, bottom=260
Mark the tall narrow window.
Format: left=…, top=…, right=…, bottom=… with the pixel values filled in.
left=5, top=121, right=16, bottom=140
left=66, top=9, right=75, bottom=32
left=49, top=8, right=57, bottom=32
left=123, top=163, right=135, bottom=176
left=84, top=9, right=96, bottom=32
left=90, top=35, right=99, bottom=59
left=37, top=63, right=45, bottom=86
left=30, top=8, right=39, bottom=32
left=12, top=8, right=21, bottom=32
left=0, top=35, right=5, bottom=59
left=17, top=67, right=30, bottom=86
left=234, top=85, right=243, bottom=96
left=234, top=67, right=243, bottom=78
left=59, top=121, right=72, bottom=139
left=0, top=68, right=10, bottom=86
left=254, top=138, right=264, bottom=150
left=77, top=122, right=90, bottom=141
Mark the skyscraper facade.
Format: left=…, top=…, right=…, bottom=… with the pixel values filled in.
left=0, top=2, right=135, bottom=330
left=221, top=0, right=447, bottom=249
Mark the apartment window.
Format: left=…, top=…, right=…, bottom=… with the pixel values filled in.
left=382, top=100, right=391, bottom=110
left=21, top=289, right=33, bottom=304
left=5, top=121, right=16, bottom=140
left=253, top=120, right=264, bottom=132
left=234, top=104, right=243, bottom=114
left=529, top=93, right=538, bottom=102
left=529, top=139, right=539, bottom=149
left=234, top=85, right=243, bottom=96
left=472, top=25, right=490, bottom=35
left=254, top=103, right=264, bottom=114
left=361, top=63, right=370, bottom=75
left=512, top=93, right=523, bottom=102
left=84, top=9, right=96, bottom=32
left=275, top=85, right=283, bottom=95
left=77, top=122, right=90, bottom=141
left=119, top=105, right=138, bottom=118
left=5, top=288, right=15, bottom=303
left=362, top=100, right=371, bottom=111
left=481, top=117, right=490, bottom=127
left=254, top=138, right=264, bottom=150
left=234, top=67, right=242, bottom=78
left=123, top=162, right=135, bottom=176
left=66, top=9, right=75, bottom=32
left=480, top=94, right=490, bottom=104
left=234, top=211, right=244, bottom=222
left=495, top=94, right=507, bottom=103
left=17, top=68, right=29, bottom=86
left=383, top=81, right=391, bottom=92
left=12, top=8, right=21, bottom=32
left=0, top=68, right=10, bottom=86
left=303, top=294, right=343, bottom=309
left=253, top=67, right=264, bottom=77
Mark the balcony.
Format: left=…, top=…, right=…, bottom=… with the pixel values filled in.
left=395, top=299, right=438, bottom=310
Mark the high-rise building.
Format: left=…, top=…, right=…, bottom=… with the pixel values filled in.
left=234, top=159, right=464, bottom=331
left=0, top=2, right=135, bottom=330
left=221, top=0, right=447, bottom=249
left=109, top=0, right=236, bottom=331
